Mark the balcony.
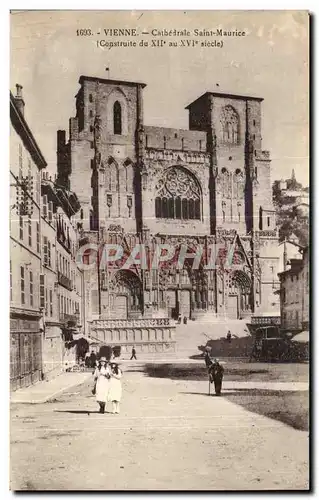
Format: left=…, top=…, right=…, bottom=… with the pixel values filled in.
left=58, top=271, right=72, bottom=291
left=258, top=229, right=278, bottom=238
left=251, top=315, right=281, bottom=326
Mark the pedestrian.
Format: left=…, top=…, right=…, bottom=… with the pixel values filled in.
left=85, top=351, right=90, bottom=368
left=92, top=357, right=111, bottom=414
left=130, top=346, right=137, bottom=360
left=204, top=347, right=213, bottom=368
left=89, top=350, right=97, bottom=369
left=209, top=358, right=224, bottom=396
left=109, top=363, right=123, bottom=414
left=226, top=330, right=232, bottom=343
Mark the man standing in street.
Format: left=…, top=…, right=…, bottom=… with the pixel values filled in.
left=209, top=359, right=224, bottom=396
left=130, top=346, right=137, bottom=360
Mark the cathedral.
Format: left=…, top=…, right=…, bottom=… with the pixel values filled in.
left=57, top=75, right=280, bottom=349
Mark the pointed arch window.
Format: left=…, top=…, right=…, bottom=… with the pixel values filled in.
left=107, top=161, right=119, bottom=192
left=221, top=106, right=240, bottom=144
left=124, top=161, right=134, bottom=192
left=233, top=169, right=244, bottom=199
left=113, top=101, right=122, bottom=135
left=221, top=168, right=231, bottom=198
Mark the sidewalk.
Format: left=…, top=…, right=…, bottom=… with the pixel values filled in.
left=10, top=371, right=92, bottom=404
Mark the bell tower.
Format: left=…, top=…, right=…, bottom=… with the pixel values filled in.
left=186, top=90, right=265, bottom=235
left=57, top=75, right=146, bottom=234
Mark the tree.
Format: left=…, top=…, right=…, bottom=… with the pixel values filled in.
left=272, top=179, right=309, bottom=245
left=76, top=338, right=89, bottom=359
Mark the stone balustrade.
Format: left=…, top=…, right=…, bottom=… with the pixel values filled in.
left=89, top=317, right=176, bottom=354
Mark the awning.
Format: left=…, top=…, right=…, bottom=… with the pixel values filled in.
left=292, top=331, right=309, bottom=343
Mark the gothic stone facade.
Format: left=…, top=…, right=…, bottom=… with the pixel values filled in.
left=57, top=75, right=280, bottom=332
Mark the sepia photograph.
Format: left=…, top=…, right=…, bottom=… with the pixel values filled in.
left=9, top=10, right=309, bottom=491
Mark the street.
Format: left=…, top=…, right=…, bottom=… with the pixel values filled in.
left=10, top=362, right=309, bottom=491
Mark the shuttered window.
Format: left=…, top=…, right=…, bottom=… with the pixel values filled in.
left=40, top=274, right=45, bottom=309
left=20, top=266, right=25, bottom=305
left=43, top=236, right=48, bottom=266
left=49, top=289, right=53, bottom=317
left=28, top=215, right=32, bottom=247
left=36, top=223, right=40, bottom=253
left=29, top=271, right=33, bottom=307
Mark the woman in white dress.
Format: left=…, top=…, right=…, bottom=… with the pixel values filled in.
left=109, top=363, right=123, bottom=414
left=93, top=357, right=111, bottom=414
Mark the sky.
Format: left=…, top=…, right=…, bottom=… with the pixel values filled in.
left=10, top=10, right=309, bottom=185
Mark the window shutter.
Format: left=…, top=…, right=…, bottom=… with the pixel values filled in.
left=43, top=195, right=48, bottom=218
left=40, top=274, right=45, bottom=309
left=43, top=236, right=48, bottom=266
left=48, top=201, right=53, bottom=222
left=47, top=241, right=51, bottom=267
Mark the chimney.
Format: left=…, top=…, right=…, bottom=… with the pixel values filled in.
left=15, top=84, right=25, bottom=116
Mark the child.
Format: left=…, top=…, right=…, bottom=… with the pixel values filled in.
left=93, top=357, right=111, bottom=414
left=109, top=363, right=123, bottom=414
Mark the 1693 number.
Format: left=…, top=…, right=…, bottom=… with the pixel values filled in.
left=76, top=29, right=93, bottom=36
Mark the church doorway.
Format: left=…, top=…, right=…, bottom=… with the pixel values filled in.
left=180, top=290, right=191, bottom=319
left=227, top=294, right=239, bottom=319
left=109, top=270, right=143, bottom=319
left=113, top=295, right=128, bottom=319
left=227, top=270, right=251, bottom=319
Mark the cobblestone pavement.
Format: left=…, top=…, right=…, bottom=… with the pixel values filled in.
left=10, top=370, right=309, bottom=491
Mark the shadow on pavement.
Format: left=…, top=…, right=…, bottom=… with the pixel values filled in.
left=181, top=388, right=309, bottom=431
left=143, top=363, right=271, bottom=381
left=54, top=410, right=106, bottom=415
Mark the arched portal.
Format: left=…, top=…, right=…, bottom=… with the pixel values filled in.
left=227, top=270, right=252, bottom=319
left=108, top=270, right=143, bottom=319
left=161, top=245, right=208, bottom=320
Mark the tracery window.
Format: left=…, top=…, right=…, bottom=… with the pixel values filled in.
left=233, top=169, right=244, bottom=199
left=221, top=105, right=240, bottom=144
left=155, top=167, right=201, bottom=220
left=220, top=168, right=232, bottom=198
left=124, top=161, right=134, bottom=192
left=107, top=161, right=119, bottom=192
left=113, top=101, right=122, bottom=135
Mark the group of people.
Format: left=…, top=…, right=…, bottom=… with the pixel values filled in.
left=92, top=357, right=123, bottom=414
left=204, top=348, right=224, bottom=396
left=91, top=343, right=224, bottom=413
left=85, top=350, right=97, bottom=369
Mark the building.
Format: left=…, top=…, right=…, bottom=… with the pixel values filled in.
left=277, top=238, right=305, bottom=274
left=10, top=82, right=85, bottom=389
left=10, top=85, right=46, bottom=390
left=41, top=171, right=83, bottom=375
left=278, top=246, right=309, bottom=332
left=274, top=171, right=309, bottom=217
left=56, top=75, right=280, bottom=354
left=301, top=247, right=309, bottom=330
